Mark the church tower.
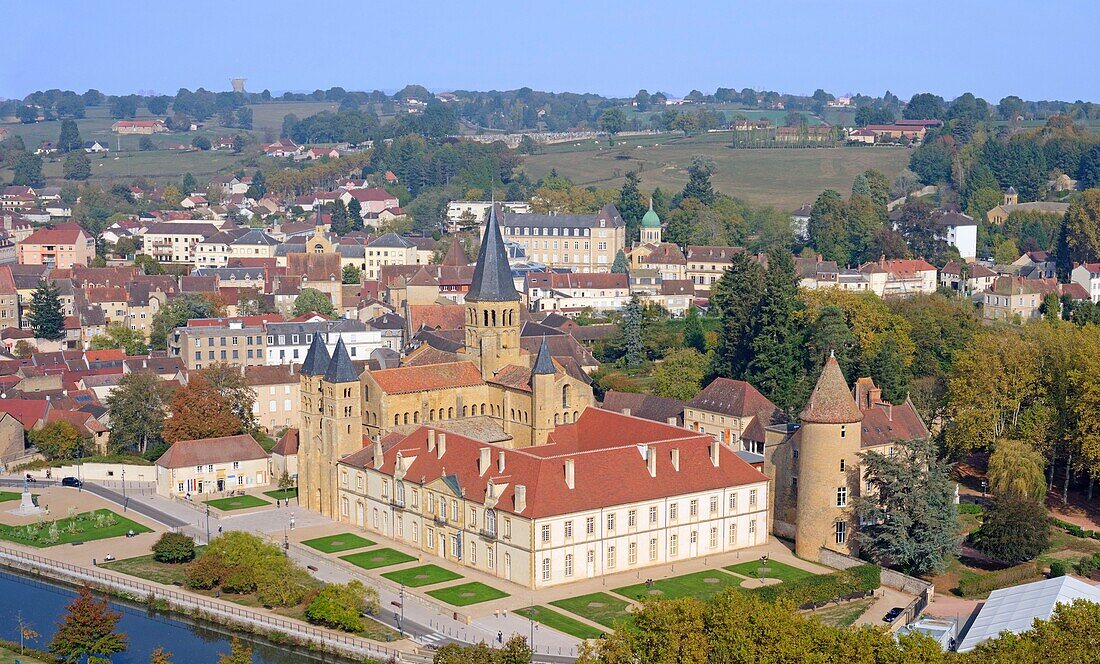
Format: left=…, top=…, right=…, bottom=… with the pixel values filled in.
left=794, top=355, right=863, bottom=561
left=530, top=337, right=558, bottom=445
left=640, top=197, right=662, bottom=245
left=462, top=204, right=521, bottom=379
left=298, top=334, right=330, bottom=514
left=317, top=338, right=362, bottom=518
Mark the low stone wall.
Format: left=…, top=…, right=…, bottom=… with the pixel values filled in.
left=818, top=548, right=935, bottom=597
left=28, top=462, right=156, bottom=483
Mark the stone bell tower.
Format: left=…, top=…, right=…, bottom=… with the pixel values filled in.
left=461, top=204, right=521, bottom=379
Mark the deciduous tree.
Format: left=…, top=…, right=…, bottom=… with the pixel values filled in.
left=89, top=322, right=148, bottom=355
left=988, top=439, right=1047, bottom=501
left=651, top=349, right=709, bottom=400
left=161, top=375, right=243, bottom=443
left=49, top=585, right=127, bottom=663
left=105, top=372, right=170, bottom=454
left=293, top=288, right=336, bottom=317
left=29, top=421, right=85, bottom=461
left=973, top=495, right=1049, bottom=564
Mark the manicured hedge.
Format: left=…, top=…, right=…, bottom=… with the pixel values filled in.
left=750, top=563, right=880, bottom=608
left=956, top=562, right=1042, bottom=598
left=1052, top=518, right=1100, bottom=540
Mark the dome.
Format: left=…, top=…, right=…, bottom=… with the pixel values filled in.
left=641, top=198, right=661, bottom=228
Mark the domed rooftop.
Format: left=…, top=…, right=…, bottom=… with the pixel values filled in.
left=641, top=197, right=661, bottom=228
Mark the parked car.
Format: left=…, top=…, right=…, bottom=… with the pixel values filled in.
left=61, top=477, right=82, bottom=488
left=883, top=607, right=904, bottom=623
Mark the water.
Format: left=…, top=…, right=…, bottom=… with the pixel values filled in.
left=0, top=569, right=351, bottom=664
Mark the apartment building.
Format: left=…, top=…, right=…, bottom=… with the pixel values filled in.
left=170, top=316, right=280, bottom=371
left=501, top=205, right=626, bottom=273
left=245, top=365, right=299, bottom=433
left=263, top=318, right=383, bottom=366
left=524, top=272, right=630, bottom=313
left=17, top=223, right=95, bottom=269
left=142, top=222, right=221, bottom=263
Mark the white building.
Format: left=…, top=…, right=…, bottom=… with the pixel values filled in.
left=263, top=318, right=383, bottom=366
left=958, top=576, right=1100, bottom=652
left=142, top=222, right=221, bottom=264
left=154, top=434, right=270, bottom=497
left=446, top=201, right=532, bottom=232
left=524, top=272, right=630, bottom=314
left=934, top=210, right=978, bottom=261
left=1071, top=262, right=1100, bottom=303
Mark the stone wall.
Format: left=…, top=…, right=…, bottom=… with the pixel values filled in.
left=818, top=547, right=935, bottom=597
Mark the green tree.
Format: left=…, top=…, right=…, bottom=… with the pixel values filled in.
left=104, top=372, right=169, bottom=454
left=808, top=190, right=849, bottom=264
left=293, top=288, right=336, bottom=317
left=12, top=153, right=44, bottom=187
left=1055, top=190, right=1100, bottom=280
left=199, top=363, right=260, bottom=437
left=58, top=119, right=81, bottom=152
left=709, top=252, right=765, bottom=380
left=152, top=532, right=196, bottom=563
left=342, top=264, right=361, bottom=285
left=973, top=495, right=1050, bottom=564
left=327, top=200, right=348, bottom=234
left=305, top=580, right=378, bottom=632
left=746, top=248, right=805, bottom=412
left=869, top=331, right=910, bottom=403
left=90, top=322, right=148, bottom=355
left=29, top=421, right=85, bottom=461
left=149, top=647, right=172, bottom=664
left=621, top=295, right=645, bottom=368
left=808, top=305, right=857, bottom=380
left=499, top=635, right=534, bottom=664
left=988, top=439, right=1047, bottom=501
left=28, top=279, right=64, bottom=340
left=682, top=305, right=706, bottom=353
left=598, top=108, right=627, bottom=141
left=611, top=249, right=629, bottom=274
left=191, top=136, right=211, bottom=151
left=853, top=437, right=960, bottom=576
left=909, top=138, right=954, bottom=185
left=651, top=349, right=709, bottom=400
left=347, top=198, right=364, bottom=232
left=181, top=172, right=197, bottom=195
left=216, top=637, right=252, bottom=664
left=681, top=156, right=717, bottom=205
left=49, top=585, right=127, bottom=663
left=150, top=293, right=216, bottom=350
left=618, top=171, right=646, bottom=243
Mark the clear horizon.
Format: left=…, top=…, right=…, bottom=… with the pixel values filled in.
left=3, top=0, right=1098, bottom=103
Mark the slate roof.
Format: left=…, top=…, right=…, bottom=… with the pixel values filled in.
left=324, top=338, right=359, bottom=383
left=300, top=333, right=331, bottom=376
left=687, top=378, right=778, bottom=419
left=602, top=391, right=685, bottom=425
left=466, top=204, right=520, bottom=302
left=531, top=337, right=555, bottom=375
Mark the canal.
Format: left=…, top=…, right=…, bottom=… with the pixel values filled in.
left=0, top=569, right=351, bottom=663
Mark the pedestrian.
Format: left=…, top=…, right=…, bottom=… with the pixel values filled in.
left=218, top=525, right=223, bottom=534
left=497, top=631, right=503, bottom=644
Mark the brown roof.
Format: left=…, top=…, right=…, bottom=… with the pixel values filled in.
left=271, top=428, right=299, bottom=456
left=244, top=364, right=297, bottom=386
left=685, top=246, right=744, bottom=263
left=155, top=434, right=267, bottom=468
left=800, top=356, right=863, bottom=424
left=687, top=378, right=777, bottom=419
left=488, top=364, right=535, bottom=392
left=408, top=304, right=464, bottom=332
left=602, top=391, right=685, bottom=425
left=369, top=361, right=484, bottom=394
left=660, top=279, right=695, bottom=295
left=640, top=243, right=686, bottom=265
left=21, top=222, right=90, bottom=245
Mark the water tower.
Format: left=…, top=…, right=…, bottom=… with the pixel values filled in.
left=231, top=78, right=247, bottom=93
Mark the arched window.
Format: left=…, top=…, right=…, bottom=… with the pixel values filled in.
left=486, top=508, right=497, bottom=535
left=394, top=414, right=400, bottom=426
left=562, top=384, right=571, bottom=408
left=403, top=412, right=409, bottom=425
left=510, top=408, right=515, bottom=420
left=413, top=411, right=419, bottom=423
left=491, top=309, right=497, bottom=326
left=483, top=310, right=489, bottom=326
left=428, top=409, right=435, bottom=422
left=462, top=405, right=468, bottom=417
left=448, top=407, right=454, bottom=419
left=554, top=414, right=559, bottom=425
left=480, top=404, right=486, bottom=416
left=396, top=481, right=405, bottom=505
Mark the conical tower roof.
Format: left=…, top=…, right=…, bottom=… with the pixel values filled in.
left=300, top=333, right=331, bottom=376
left=641, top=196, right=661, bottom=228
left=324, top=337, right=359, bottom=383
left=442, top=235, right=468, bottom=266
left=532, top=336, right=556, bottom=375
left=800, top=355, right=863, bottom=424
left=466, top=204, right=519, bottom=302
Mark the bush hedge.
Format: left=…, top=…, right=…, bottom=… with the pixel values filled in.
left=1049, top=560, right=1067, bottom=577
left=958, top=503, right=983, bottom=515
left=751, top=564, right=880, bottom=608
left=1052, top=518, right=1100, bottom=540
left=153, top=532, right=196, bottom=563
left=956, top=562, right=1042, bottom=598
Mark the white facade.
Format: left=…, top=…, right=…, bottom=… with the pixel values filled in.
left=1072, top=263, right=1100, bottom=303
left=938, top=222, right=977, bottom=261
left=264, top=327, right=383, bottom=366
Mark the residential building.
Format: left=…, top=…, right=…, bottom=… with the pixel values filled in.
left=263, top=318, right=383, bottom=366
left=857, top=257, right=937, bottom=297
left=170, top=316, right=277, bottom=371
left=154, top=434, right=270, bottom=498
left=1071, top=262, right=1100, bottom=303
left=980, top=276, right=1085, bottom=322
left=364, top=233, right=419, bottom=280
left=340, top=188, right=400, bottom=217
left=0, top=265, right=19, bottom=330
left=112, top=120, right=167, bottom=134
left=933, top=209, right=977, bottom=261
left=685, top=378, right=779, bottom=449
left=142, top=222, right=221, bottom=263
left=446, top=201, right=531, bottom=232
left=501, top=205, right=626, bottom=273
left=17, top=223, right=95, bottom=269
left=940, top=261, right=997, bottom=296
left=524, top=272, right=630, bottom=314
left=245, top=365, right=299, bottom=433
left=685, top=246, right=742, bottom=292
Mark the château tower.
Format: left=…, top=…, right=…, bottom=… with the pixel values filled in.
left=529, top=337, right=558, bottom=445
left=793, top=355, right=863, bottom=560
left=461, top=204, right=521, bottom=379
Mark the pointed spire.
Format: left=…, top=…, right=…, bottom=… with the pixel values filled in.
left=532, top=336, right=555, bottom=375
left=300, top=333, right=331, bottom=376
left=800, top=355, right=863, bottom=424
left=315, top=204, right=324, bottom=227
left=442, top=235, right=467, bottom=266
left=466, top=203, right=519, bottom=302
left=324, top=337, right=358, bottom=383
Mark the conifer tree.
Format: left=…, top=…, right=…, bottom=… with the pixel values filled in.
left=746, top=248, right=806, bottom=412
left=28, top=279, right=64, bottom=340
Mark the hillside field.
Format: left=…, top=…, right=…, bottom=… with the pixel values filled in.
left=521, top=132, right=911, bottom=211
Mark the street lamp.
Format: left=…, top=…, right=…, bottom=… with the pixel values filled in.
left=981, top=480, right=988, bottom=497
left=121, top=468, right=126, bottom=512
left=399, top=584, right=405, bottom=637
left=205, top=504, right=211, bottom=543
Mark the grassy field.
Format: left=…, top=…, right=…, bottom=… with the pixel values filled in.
left=381, top=564, right=463, bottom=587
left=340, top=548, right=417, bottom=570
left=614, top=570, right=743, bottom=602
left=515, top=605, right=605, bottom=640
left=301, top=532, right=376, bottom=554
left=262, top=488, right=298, bottom=501
left=203, top=495, right=270, bottom=511
left=550, top=592, right=634, bottom=630
left=0, top=492, right=21, bottom=503
left=0, top=645, right=50, bottom=664
left=426, top=581, right=509, bottom=607
left=247, top=101, right=339, bottom=132
left=809, top=597, right=875, bottom=628
left=619, top=104, right=827, bottom=127
left=0, top=509, right=152, bottom=547
left=726, top=559, right=815, bottom=583
left=522, top=133, right=910, bottom=211
left=101, top=550, right=201, bottom=585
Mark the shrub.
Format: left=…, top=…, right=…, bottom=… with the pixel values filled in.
left=184, top=531, right=312, bottom=607
left=185, top=552, right=226, bottom=590
left=1049, top=560, right=1067, bottom=578
left=973, top=496, right=1050, bottom=564
left=305, top=581, right=369, bottom=632
left=957, top=562, right=1042, bottom=597
left=1074, top=553, right=1100, bottom=577
left=153, top=532, right=196, bottom=564
left=752, top=564, right=880, bottom=607
left=958, top=503, right=983, bottom=515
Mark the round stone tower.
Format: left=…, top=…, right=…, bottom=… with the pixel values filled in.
left=794, top=354, right=863, bottom=561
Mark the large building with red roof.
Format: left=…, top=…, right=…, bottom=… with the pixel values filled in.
left=17, top=222, right=95, bottom=269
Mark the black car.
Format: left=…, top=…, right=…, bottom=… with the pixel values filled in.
left=60, top=477, right=82, bottom=488
left=883, top=607, right=905, bottom=623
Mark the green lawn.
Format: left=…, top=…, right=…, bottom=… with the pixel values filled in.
left=614, top=570, right=743, bottom=602
left=381, top=564, right=463, bottom=587
left=301, top=533, right=376, bottom=554
left=809, top=597, right=875, bottom=628
left=0, top=644, right=51, bottom=664
left=101, top=547, right=206, bottom=585
left=263, top=488, right=298, bottom=501
left=0, top=509, right=152, bottom=547
left=726, top=560, right=815, bottom=583
left=550, top=592, right=634, bottom=630
left=340, top=548, right=417, bottom=570
left=0, top=491, right=21, bottom=503
left=426, top=582, right=509, bottom=607
left=202, top=495, right=270, bottom=511
left=516, top=605, right=605, bottom=640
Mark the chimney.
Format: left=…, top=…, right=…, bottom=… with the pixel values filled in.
left=479, top=447, right=491, bottom=476
left=646, top=446, right=656, bottom=478
left=372, top=435, right=383, bottom=470
left=564, top=459, right=575, bottom=490
left=427, top=429, right=435, bottom=452
left=709, top=440, right=720, bottom=467
left=622, top=407, right=631, bottom=417
left=671, top=448, right=680, bottom=472
left=436, top=433, right=446, bottom=460
left=497, top=450, right=506, bottom=473
left=514, top=484, right=527, bottom=513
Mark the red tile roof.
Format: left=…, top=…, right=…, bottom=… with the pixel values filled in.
left=408, top=304, right=464, bottom=332
left=84, top=349, right=124, bottom=363
left=0, top=399, right=48, bottom=429
left=20, top=222, right=90, bottom=245
left=369, top=361, right=484, bottom=395
left=271, top=428, right=299, bottom=456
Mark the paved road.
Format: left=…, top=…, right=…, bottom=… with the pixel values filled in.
left=0, top=478, right=188, bottom=529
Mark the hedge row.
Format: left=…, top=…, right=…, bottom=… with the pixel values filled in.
left=1052, top=518, right=1100, bottom=540
left=956, top=562, right=1043, bottom=598
left=751, top=563, right=880, bottom=607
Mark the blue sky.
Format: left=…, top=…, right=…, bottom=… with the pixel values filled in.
left=3, top=1, right=1098, bottom=102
